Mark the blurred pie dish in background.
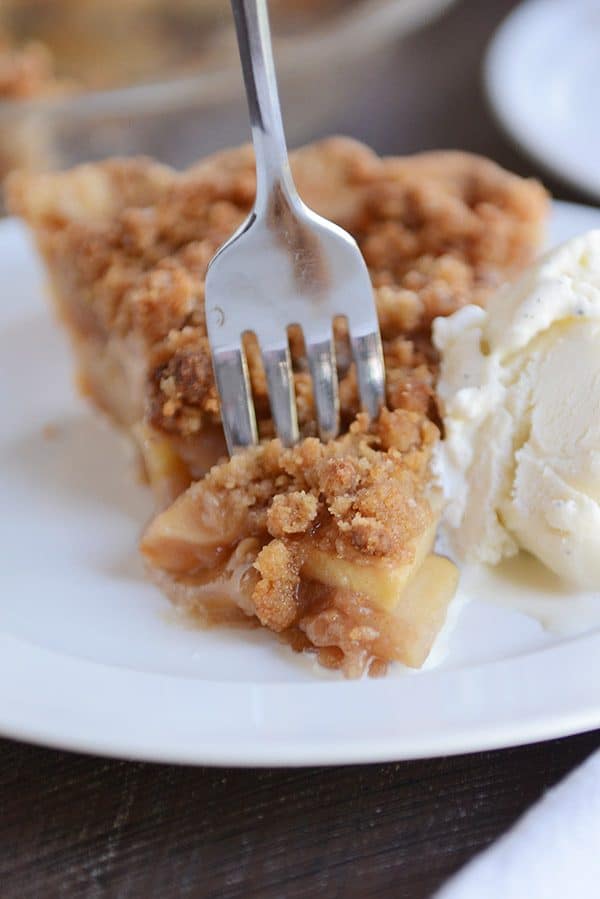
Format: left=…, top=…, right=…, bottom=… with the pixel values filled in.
left=0, top=0, right=456, bottom=188
left=0, top=0, right=350, bottom=91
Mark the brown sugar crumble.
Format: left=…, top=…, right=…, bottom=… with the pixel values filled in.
left=7, top=137, right=548, bottom=449
left=9, top=137, right=549, bottom=676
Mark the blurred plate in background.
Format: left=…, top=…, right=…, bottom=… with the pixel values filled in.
left=486, top=0, right=600, bottom=200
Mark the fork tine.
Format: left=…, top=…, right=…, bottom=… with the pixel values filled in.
left=306, top=335, right=340, bottom=442
left=261, top=343, right=299, bottom=447
left=212, top=345, right=258, bottom=453
left=350, top=330, right=386, bottom=421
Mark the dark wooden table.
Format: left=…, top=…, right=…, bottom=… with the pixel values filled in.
left=2, top=732, right=599, bottom=898
left=2, top=1, right=598, bottom=897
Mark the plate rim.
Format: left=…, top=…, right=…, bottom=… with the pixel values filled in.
left=2, top=202, right=600, bottom=767
left=3, top=630, right=600, bottom=767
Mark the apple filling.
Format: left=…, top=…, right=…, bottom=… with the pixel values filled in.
left=141, top=408, right=459, bottom=676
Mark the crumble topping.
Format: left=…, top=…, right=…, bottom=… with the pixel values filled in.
left=267, top=491, right=318, bottom=536
left=253, top=539, right=301, bottom=632
left=173, top=408, right=436, bottom=563
left=8, top=137, right=548, bottom=443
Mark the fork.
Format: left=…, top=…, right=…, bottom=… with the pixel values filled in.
left=205, top=0, right=385, bottom=453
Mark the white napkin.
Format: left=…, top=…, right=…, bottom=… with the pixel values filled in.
left=435, top=746, right=600, bottom=899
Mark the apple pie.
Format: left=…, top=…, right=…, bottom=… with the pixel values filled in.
left=8, top=138, right=548, bottom=676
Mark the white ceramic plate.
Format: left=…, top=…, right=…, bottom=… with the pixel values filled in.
left=485, top=0, right=600, bottom=200
left=2, top=201, right=600, bottom=767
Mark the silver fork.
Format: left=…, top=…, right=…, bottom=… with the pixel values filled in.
left=205, top=0, right=385, bottom=453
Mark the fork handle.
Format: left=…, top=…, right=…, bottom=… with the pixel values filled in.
left=231, top=0, right=297, bottom=212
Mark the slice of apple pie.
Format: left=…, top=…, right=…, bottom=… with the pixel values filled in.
left=8, top=138, right=548, bottom=676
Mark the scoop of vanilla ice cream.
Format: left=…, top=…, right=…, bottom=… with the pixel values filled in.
left=434, top=230, right=600, bottom=587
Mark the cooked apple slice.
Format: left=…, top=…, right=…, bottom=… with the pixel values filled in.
left=134, top=423, right=191, bottom=507
left=301, top=520, right=437, bottom=611
left=386, top=553, right=459, bottom=667
left=141, top=482, right=249, bottom=572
